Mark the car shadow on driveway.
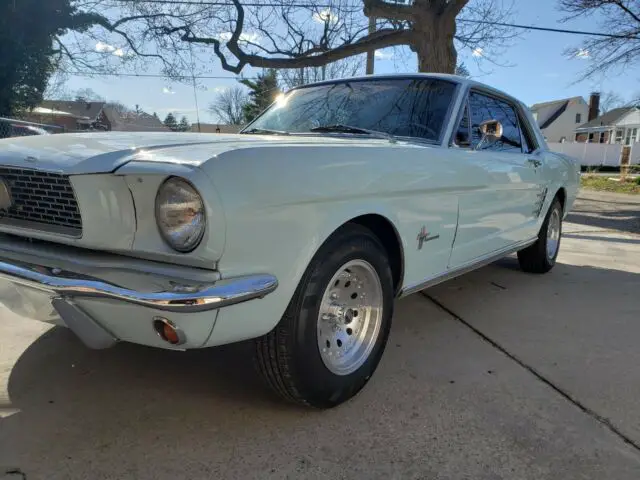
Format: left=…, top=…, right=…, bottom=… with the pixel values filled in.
left=567, top=196, right=640, bottom=234
left=2, top=259, right=640, bottom=479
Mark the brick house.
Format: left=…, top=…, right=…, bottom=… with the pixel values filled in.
left=22, top=100, right=107, bottom=131
left=102, top=106, right=169, bottom=132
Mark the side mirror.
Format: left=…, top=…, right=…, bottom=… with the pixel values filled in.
left=479, top=119, right=503, bottom=139
left=476, top=119, right=503, bottom=150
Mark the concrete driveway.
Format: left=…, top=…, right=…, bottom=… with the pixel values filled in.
left=1, top=191, right=639, bottom=479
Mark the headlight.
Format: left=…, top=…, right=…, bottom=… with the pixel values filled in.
left=155, top=177, right=206, bottom=252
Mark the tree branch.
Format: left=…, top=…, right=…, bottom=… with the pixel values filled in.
left=610, top=0, right=640, bottom=24
left=363, top=0, right=414, bottom=22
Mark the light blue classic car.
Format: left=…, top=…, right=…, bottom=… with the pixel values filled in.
left=0, top=74, right=578, bottom=407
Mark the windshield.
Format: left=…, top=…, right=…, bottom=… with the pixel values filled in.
left=245, top=78, right=457, bottom=142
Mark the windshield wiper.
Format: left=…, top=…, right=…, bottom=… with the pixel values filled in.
left=309, top=124, right=397, bottom=143
left=241, top=127, right=289, bottom=135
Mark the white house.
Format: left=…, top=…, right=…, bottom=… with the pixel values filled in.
left=530, top=95, right=591, bottom=143
left=574, top=107, right=640, bottom=145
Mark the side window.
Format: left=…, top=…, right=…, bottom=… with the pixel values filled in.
left=454, top=104, right=471, bottom=147
left=469, top=92, right=523, bottom=153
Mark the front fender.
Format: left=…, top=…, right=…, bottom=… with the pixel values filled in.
left=207, top=196, right=405, bottom=346
left=199, top=146, right=426, bottom=346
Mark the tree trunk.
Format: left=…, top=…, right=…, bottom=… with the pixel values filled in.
left=413, top=13, right=457, bottom=74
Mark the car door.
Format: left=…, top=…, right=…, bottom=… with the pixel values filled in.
left=447, top=89, right=544, bottom=269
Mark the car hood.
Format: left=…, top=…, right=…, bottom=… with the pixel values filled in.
left=0, top=131, right=389, bottom=174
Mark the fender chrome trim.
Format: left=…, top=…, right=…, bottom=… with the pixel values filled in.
left=0, top=258, right=277, bottom=313
left=399, top=238, right=537, bottom=297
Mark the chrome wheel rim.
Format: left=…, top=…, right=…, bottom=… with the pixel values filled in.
left=546, top=207, right=561, bottom=260
left=317, top=259, right=383, bottom=376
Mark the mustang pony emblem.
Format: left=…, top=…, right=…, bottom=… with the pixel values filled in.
left=417, top=226, right=439, bottom=250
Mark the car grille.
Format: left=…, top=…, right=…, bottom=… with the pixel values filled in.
left=0, top=167, right=82, bottom=237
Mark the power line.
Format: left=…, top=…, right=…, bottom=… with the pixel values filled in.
left=458, top=19, right=640, bottom=40
left=61, top=70, right=254, bottom=79
left=116, top=0, right=362, bottom=7
left=113, top=0, right=639, bottom=40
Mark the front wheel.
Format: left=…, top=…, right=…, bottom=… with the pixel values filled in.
left=518, top=197, right=563, bottom=273
left=254, top=224, right=394, bottom=408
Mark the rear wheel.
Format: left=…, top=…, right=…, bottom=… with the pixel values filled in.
left=254, top=224, right=394, bottom=408
left=518, top=197, right=563, bottom=274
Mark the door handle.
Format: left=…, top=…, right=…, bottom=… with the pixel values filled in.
left=527, top=158, right=542, bottom=168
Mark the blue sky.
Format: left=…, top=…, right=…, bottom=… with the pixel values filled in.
left=61, top=0, right=640, bottom=123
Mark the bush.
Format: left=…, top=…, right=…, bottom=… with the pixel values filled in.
left=635, top=176, right=640, bottom=186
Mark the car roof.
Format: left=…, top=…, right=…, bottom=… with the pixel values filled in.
left=290, top=73, right=522, bottom=106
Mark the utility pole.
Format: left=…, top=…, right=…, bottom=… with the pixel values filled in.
left=366, top=16, right=376, bottom=75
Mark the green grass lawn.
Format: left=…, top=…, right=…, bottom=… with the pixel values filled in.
left=581, top=175, right=640, bottom=194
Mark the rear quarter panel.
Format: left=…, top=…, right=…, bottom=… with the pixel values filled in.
left=544, top=150, right=580, bottom=215
left=520, top=99, right=579, bottom=217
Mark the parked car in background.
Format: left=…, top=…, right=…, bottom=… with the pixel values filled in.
left=0, top=74, right=579, bottom=408
left=0, top=119, right=53, bottom=139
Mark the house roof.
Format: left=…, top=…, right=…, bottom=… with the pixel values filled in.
left=530, top=97, right=585, bottom=130
left=530, top=97, right=583, bottom=111
left=40, top=100, right=105, bottom=121
left=576, top=107, right=637, bottom=130
left=103, top=106, right=169, bottom=131
left=31, top=107, right=76, bottom=117
left=192, top=123, right=242, bottom=134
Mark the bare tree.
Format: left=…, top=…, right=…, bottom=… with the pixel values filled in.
left=44, top=69, right=72, bottom=100
left=68, top=0, right=517, bottom=77
left=209, top=86, right=248, bottom=125
left=559, top=0, right=640, bottom=80
left=599, top=91, right=626, bottom=115
left=74, top=87, right=105, bottom=101
left=279, top=56, right=365, bottom=90
left=105, top=101, right=132, bottom=115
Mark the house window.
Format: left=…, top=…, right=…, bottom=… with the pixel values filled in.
left=588, top=132, right=595, bottom=143
left=624, top=128, right=638, bottom=145
left=615, top=129, right=624, bottom=144
left=575, top=113, right=582, bottom=124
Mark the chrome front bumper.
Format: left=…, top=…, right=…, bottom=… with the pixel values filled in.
left=0, top=258, right=278, bottom=313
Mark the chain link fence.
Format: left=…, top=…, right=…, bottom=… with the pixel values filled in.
left=0, top=118, right=65, bottom=139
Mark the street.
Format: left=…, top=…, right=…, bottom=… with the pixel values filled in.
left=1, top=191, right=639, bottom=479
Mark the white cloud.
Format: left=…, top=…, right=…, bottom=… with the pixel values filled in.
left=472, top=47, right=484, bottom=58
left=312, top=8, right=339, bottom=25
left=576, top=48, right=590, bottom=59
left=95, top=41, right=127, bottom=57
left=217, top=32, right=260, bottom=44
left=162, top=87, right=175, bottom=95
left=374, top=50, right=394, bottom=60
left=96, top=41, right=116, bottom=53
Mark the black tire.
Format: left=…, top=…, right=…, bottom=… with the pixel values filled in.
left=254, top=224, right=394, bottom=408
left=518, top=197, right=563, bottom=274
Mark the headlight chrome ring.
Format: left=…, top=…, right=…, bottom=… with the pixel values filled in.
left=155, top=177, right=206, bottom=253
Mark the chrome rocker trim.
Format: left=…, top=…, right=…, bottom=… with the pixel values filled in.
left=0, top=258, right=278, bottom=313
left=400, top=237, right=537, bottom=297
